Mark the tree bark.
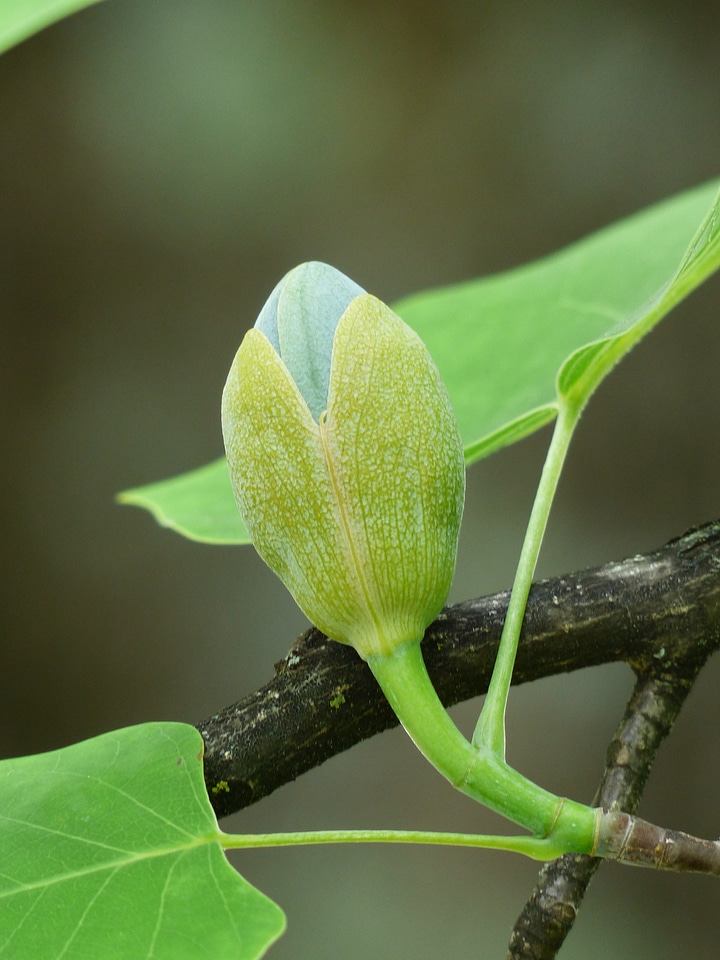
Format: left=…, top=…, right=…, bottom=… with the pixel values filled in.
left=196, top=520, right=720, bottom=956
left=197, top=520, right=720, bottom=819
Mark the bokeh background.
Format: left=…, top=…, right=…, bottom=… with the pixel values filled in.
left=2, top=2, right=720, bottom=957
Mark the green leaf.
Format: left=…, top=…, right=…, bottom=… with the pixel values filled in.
left=119, top=178, right=720, bottom=544
left=0, top=0, right=105, bottom=55
left=118, top=458, right=248, bottom=545
left=399, top=177, right=720, bottom=461
left=0, top=723, right=285, bottom=959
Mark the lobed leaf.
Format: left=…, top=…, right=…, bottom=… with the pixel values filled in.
left=119, top=178, right=720, bottom=544
left=0, top=723, right=285, bottom=959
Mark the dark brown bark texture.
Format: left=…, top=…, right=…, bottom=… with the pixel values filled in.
left=198, top=521, right=720, bottom=818
left=196, top=521, right=720, bottom=955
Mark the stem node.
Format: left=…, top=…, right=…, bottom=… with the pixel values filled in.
left=595, top=810, right=720, bottom=875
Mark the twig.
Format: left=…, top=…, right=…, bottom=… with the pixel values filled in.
left=506, top=665, right=706, bottom=959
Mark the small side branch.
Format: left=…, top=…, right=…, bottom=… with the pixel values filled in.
left=506, top=660, right=710, bottom=959
left=598, top=810, right=720, bottom=874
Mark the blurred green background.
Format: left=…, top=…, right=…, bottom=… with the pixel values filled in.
left=2, top=2, right=720, bottom=957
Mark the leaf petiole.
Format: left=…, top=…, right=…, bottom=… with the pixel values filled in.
left=471, top=401, right=581, bottom=758
left=219, top=826, right=583, bottom=862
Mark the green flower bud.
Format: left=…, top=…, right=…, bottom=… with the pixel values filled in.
left=222, top=262, right=465, bottom=660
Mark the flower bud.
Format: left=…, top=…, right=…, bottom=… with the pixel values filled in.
left=222, top=262, right=465, bottom=660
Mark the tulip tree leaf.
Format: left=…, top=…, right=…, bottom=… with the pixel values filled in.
left=119, top=178, right=720, bottom=544
left=0, top=722, right=286, bottom=959
left=119, top=458, right=249, bottom=544
left=0, top=0, right=105, bottom=55
left=398, top=177, right=720, bottom=462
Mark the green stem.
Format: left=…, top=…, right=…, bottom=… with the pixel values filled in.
left=219, top=827, right=581, bottom=861
left=367, top=641, right=597, bottom=853
left=472, top=401, right=580, bottom=757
